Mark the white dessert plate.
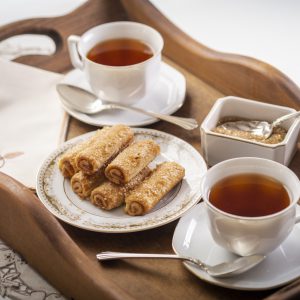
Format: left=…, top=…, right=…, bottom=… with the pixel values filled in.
left=36, top=128, right=207, bottom=233
left=59, top=62, right=186, bottom=127
left=172, top=202, right=300, bottom=290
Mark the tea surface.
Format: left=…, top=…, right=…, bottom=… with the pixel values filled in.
left=87, top=38, right=153, bottom=66
left=209, top=173, right=290, bottom=217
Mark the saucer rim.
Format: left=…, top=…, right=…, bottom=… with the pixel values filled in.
left=60, top=62, right=186, bottom=127
left=172, top=202, right=300, bottom=291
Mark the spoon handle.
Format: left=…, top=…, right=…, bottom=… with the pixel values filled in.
left=273, top=111, right=300, bottom=127
left=109, top=103, right=198, bottom=130
left=96, top=251, right=202, bottom=266
left=96, top=251, right=264, bottom=278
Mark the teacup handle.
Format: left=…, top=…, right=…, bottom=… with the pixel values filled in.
left=296, top=215, right=300, bottom=224
left=67, top=35, right=84, bottom=70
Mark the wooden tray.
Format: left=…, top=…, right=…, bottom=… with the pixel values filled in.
left=0, top=1, right=299, bottom=299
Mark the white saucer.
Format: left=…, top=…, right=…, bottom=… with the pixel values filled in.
left=60, top=62, right=186, bottom=127
left=172, top=202, right=300, bottom=290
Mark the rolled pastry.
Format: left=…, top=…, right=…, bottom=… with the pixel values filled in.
left=76, top=125, right=134, bottom=175
left=105, top=140, right=160, bottom=184
left=125, top=162, right=185, bottom=216
left=58, top=128, right=109, bottom=178
left=91, top=167, right=151, bottom=210
left=71, top=170, right=105, bottom=199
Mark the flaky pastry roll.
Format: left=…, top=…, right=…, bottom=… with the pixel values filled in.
left=76, top=125, right=134, bottom=175
left=125, top=162, right=185, bottom=216
left=58, top=129, right=109, bottom=178
left=105, top=140, right=160, bottom=185
left=91, top=167, right=151, bottom=210
left=71, top=170, right=105, bottom=199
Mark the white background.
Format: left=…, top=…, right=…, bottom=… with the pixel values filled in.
left=1, top=0, right=300, bottom=86
left=152, top=0, right=300, bottom=87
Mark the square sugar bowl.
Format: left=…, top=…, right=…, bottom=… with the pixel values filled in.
left=200, top=96, right=300, bottom=166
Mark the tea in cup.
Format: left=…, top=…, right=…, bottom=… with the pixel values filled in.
left=68, top=21, right=164, bottom=105
left=201, top=157, right=300, bottom=256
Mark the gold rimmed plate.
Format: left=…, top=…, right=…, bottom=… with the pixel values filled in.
left=36, top=128, right=207, bottom=233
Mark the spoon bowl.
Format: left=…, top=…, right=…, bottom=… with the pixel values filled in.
left=56, top=83, right=198, bottom=130
left=56, top=84, right=104, bottom=114
left=96, top=251, right=265, bottom=278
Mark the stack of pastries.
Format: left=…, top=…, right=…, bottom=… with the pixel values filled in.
left=58, top=125, right=185, bottom=216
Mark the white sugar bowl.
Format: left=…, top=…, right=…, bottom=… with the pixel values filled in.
left=200, top=96, right=300, bottom=166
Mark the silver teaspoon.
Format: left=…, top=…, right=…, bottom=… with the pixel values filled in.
left=96, top=251, right=265, bottom=278
left=220, top=111, right=300, bottom=139
left=56, top=83, right=198, bottom=130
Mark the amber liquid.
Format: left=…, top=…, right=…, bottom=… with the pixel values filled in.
left=87, top=38, right=153, bottom=66
left=209, top=173, right=290, bottom=217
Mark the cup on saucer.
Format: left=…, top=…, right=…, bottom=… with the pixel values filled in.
left=67, top=21, right=164, bottom=105
left=200, top=157, right=300, bottom=256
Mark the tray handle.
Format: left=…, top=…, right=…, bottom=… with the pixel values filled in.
left=0, top=172, right=133, bottom=300
left=0, top=0, right=128, bottom=73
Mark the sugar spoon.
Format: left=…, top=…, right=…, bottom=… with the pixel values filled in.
left=220, top=111, right=300, bottom=139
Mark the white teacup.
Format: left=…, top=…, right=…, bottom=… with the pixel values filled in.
left=67, top=21, right=163, bottom=105
left=201, top=157, right=300, bottom=256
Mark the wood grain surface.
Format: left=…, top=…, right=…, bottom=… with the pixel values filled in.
left=0, top=0, right=299, bottom=299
